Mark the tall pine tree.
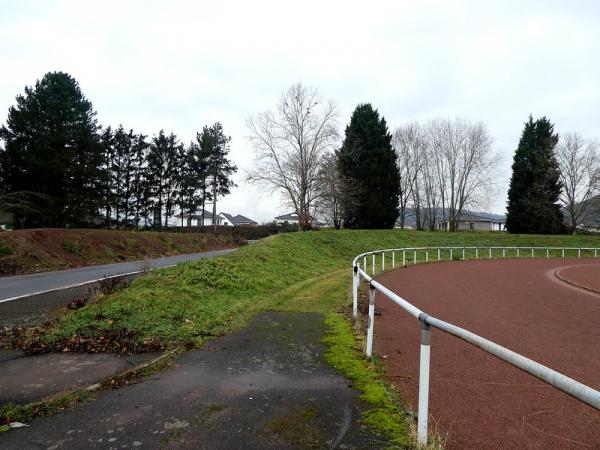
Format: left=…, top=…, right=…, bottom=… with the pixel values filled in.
left=147, top=130, right=183, bottom=228
left=506, top=116, right=564, bottom=234
left=338, top=104, right=400, bottom=228
left=0, top=72, right=102, bottom=227
left=201, top=123, right=236, bottom=233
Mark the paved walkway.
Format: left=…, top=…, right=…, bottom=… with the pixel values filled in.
left=1, top=312, right=388, bottom=449
left=0, top=351, right=159, bottom=405
left=0, top=249, right=236, bottom=302
left=374, top=258, right=600, bottom=450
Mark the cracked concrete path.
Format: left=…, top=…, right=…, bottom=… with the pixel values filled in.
left=1, top=312, right=389, bottom=449
left=0, top=351, right=160, bottom=405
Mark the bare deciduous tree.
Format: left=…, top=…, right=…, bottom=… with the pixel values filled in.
left=393, top=123, right=423, bottom=229
left=246, top=83, right=338, bottom=230
left=436, top=119, right=499, bottom=231
left=395, top=118, right=500, bottom=231
left=556, top=132, right=600, bottom=233
left=316, top=152, right=344, bottom=229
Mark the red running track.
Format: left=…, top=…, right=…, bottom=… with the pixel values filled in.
left=374, top=258, right=600, bottom=450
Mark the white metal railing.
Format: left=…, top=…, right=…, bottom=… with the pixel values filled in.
left=351, top=246, right=600, bottom=447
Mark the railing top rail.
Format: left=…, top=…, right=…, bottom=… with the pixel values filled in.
left=369, top=278, right=423, bottom=320
left=427, top=316, right=600, bottom=409
left=352, top=245, right=600, bottom=266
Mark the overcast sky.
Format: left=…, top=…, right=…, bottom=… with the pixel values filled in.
left=1, top=1, right=598, bottom=222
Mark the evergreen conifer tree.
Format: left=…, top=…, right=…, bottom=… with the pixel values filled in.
left=338, top=104, right=400, bottom=228
left=200, top=123, right=236, bottom=233
left=0, top=71, right=102, bottom=227
left=147, top=130, right=183, bottom=228
left=506, top=116, right=564, bottom=234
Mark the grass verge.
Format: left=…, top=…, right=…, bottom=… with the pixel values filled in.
left=26, top=229, right=600, bottom=352
left=0, top=390, right=95, bottom=427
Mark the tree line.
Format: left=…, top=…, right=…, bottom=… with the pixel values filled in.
left=247, top=84, right=499, bottom=231
left=2, top=76, right=597, bottom=234
left=247, top=84, right=599, bottom=233
left=0, top=72, right=236, bottom=230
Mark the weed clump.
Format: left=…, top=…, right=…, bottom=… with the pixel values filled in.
left=0, top=244, right=12, bottom=255
left=182, top=258, right=255, bottom=291
left=62, top=239, right=79, bottom=254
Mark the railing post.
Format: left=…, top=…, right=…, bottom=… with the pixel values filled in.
left=372, top=254, right=375, bottom=274
left=546, top=248, right=549, bottom=258
left=489, top=248, right=492, bottom=259
left=462, top=248, right=465, bottom=260
left=578, top=248, right=581, bottom=259
left=403, top=250, right=406, bottom=267
left=531, top=248, right=534, bottom=258
left=352, top=265, right=359, bottom=318
left=382, top=252, right=385, bottom=272
left=392, top=251, right=395, bottom=269
left=562, top=248, right=565, bottom=259
left=437, top=248, right=440, bottom=261
left=363, top=256, right=367, bottom=271
left=426, top=249, right=429, bottom=263
left=366, top=283, right=376, bottom=358
left=476, top=248, right=479, bottom=259
left=517, top=248, right=520, bottom=258
left=450, top=248, right=453, bottom=260
left=503, top=248, right=506, bottom=258
left=417, top=317, right=431, bottom=447
left=414, top=249, right=417, bottom=265
left=595, top=249, right=598, bottom=259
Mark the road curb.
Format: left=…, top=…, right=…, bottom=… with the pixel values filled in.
left=85, top=347, right=182, bottom=392
left=1, top=348, right=182, bottom=426
left=555, top=269, right=600, bottom=295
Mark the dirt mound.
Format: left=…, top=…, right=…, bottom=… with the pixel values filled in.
left=0, top=228, right=237, bottom=276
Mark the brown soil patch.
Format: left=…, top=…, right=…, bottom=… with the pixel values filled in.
left=0, top=228, right=237, bottom=276
left=373, top=258, right=600, bottom=450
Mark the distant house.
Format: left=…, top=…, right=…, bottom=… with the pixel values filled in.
left=0, top=210, right=13, bottom=230
left=172, top=210, right=257, bottom=227
left=438, top=212, right=506, bottom=231
left=173, top=209, right=226, bottom=227
left=275, top=212, right=300, bottom=226
left=221, top=213, right=258, bottom=227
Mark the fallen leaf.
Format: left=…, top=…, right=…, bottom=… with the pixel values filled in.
left=0, top=425, right=10, bottom=433
left=9, top=422, right=28, bottom=428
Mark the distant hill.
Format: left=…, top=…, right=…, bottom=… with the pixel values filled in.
left=575, top=195, right=600, bottom=228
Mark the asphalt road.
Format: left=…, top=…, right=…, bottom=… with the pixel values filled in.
left=0, top=249, right=235, bottom=303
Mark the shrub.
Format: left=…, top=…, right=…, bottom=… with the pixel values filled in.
left=63, top=239, right=79, bottom=254
left=0, top=244, right=13, bottom=255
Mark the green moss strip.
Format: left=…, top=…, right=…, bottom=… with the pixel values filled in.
left=323, top=313, right=412, bottom=449
left=0, top=390, right=95, bottom=426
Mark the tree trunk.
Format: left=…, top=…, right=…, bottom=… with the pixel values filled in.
left=212, top=178, right=218, bottom=234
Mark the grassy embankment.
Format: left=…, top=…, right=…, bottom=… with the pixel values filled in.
left=0, top=228, right=240, bottom=275
left=18, top=230, right=598, bottom=447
